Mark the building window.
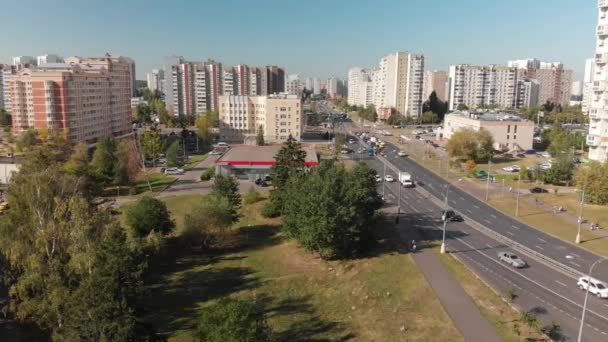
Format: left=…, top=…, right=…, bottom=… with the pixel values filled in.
left=507, top=125, right=510, bottom=133
left=506, top=135, right=510, bottom=140
left=514, top=125, right=518, bottom=133
left=513, top=135, right=517, bottom=140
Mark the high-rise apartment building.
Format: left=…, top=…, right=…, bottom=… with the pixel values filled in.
left=588, top=0, right=608, bottom=162
left=9, top=55, right=133, bottom=144
left=312, top=77, right=322, bottom=95
left=326, top=78, right=338, bottom=98
left=162, top=57, right=286, bottom=116
left=423, top=70, right=448, bottom=101
left=12, top=56, right=36, bottom=66
left=583, top=58, right=596, bottom=114
left=508, top=58, right=573, bottom=105
left=218, top=94, right=303, bottom=143
left=516, top=79, right=540, bottom=108
left=347, top=68, right=374, bottom=108
left=146, top=69, right=164, bottom=93
left=285, top=74, right=302, bottom=96
left=0, top=65, right=16, bottom=112
left=124, top=57, right=137, bottom=96
left=373, top=52, right=424, bottom=117
left=37, top=54, right=63, bottom=65
left=448, top=64, right=519, bottom=110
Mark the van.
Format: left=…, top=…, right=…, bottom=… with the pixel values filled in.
left=577, top=276, right=608, bottom=298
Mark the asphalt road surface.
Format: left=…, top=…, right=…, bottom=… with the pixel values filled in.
left=340, top=124, right=608, bottom=341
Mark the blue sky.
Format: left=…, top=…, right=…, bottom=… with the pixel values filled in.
left=1, top=0, right=597, bottom=81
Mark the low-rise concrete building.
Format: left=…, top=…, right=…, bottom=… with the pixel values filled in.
left=214, top=144, right=319, bottom=180
left=443, top=111, right=535, bottom=151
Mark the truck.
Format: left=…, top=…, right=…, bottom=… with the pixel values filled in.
left=398, top=172, right=414, bottom=187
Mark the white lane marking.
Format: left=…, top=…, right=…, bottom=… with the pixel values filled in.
left=490, top=214, right=497, bottom=218
left=473, top=205, right=480, bottom=209
left=555, top=280, right=567, bottom=287
left=538, top=238, right=547, bottom=243
left=411, top=207, right=419, bottom=213
left=570, top=261, right=582, bottom=268
left=453, top=236, right=608, bottom=323
left=535, top=245, right=544, bottom=251
left=511, top=225, right=520, bottom=230
left=483, top=219, right=491, bottom=224
left=571, top=253, right=581, bottom=258
left=506, top=231, right=515, bottom=236
left=485, top=244, right=493, bottom=249
left=466, top=209, right=473, bottom=214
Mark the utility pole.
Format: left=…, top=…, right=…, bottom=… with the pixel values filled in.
left=382, top=163, right=386, bottom=199
left=440, top=185, right=449, bottom=254
left=576, top=189, right=585, bottom=244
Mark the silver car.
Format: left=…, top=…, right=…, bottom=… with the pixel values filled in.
left=498, top=251, right=527, bottom=268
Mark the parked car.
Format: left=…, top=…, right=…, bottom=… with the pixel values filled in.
left=441, top=209, right=463, bottom=222
left=209, top=150, right=223, bottom=155
left=577, top=276, right=608, bottom=298
left=529, top=187, right=548, bottom=193
left=502, top=165, right=521, bottom=172
left=375, top=175, right=383, bottom=183
left=540, top=152, right=551, bottom=158
left=397, top=151, right=408, bottom=157
left=384, top=175, right=395, bottom=182
left=255, top=178, right=268, bottom=187
left=340, top=149, right=350, bottom=154
left=539, top=162, right=552, bottom=170
left=498, top=252, right=527, bottom=268
left=165, top=167, right=184, bottom=175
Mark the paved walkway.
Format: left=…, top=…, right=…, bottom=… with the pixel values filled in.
left=413, top=249, right=502, bottom=342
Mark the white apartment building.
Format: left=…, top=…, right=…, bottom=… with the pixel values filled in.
left=146, top=69, right=164, bottom=93
left=0, top=65, right=16, bottom=112
left=285, top=74, right=302, bottom=96
left=37, top=54, right=63, bottom=65
left=347, top=68, right=374, bottom=108
left=443, top=111, right=534, bottom=151
left=218, top=94, right=303, bottom=143
left=423, top=70, right=448, bottom=101
left=448, top=65, right=519, bottom=110
left=516, top=79, right=540, bottom=108
left=583, top=58, right=596, bottom=114
left=372, top=52, right=424, bottom=117
left=12, top=56, right=36, bottom=66
left=313, top=77, right=322, bottom=95
left=326, top=78, right=338, bottom=98
left=588, top=0, right=608, bottom=162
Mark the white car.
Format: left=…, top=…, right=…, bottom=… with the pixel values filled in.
left=375, top=175, right=383, bottom=183
left=541, top=152, right=551, bottom=158
left=397, top=151, right=408, bottom=157
left=384, top=175, right=395, bottom=182
left=165, top=167, right=184, bottom=175
left=539, top=162, right=552, bottom=170
left=498, top=252, right=527, bottom=268
left=578, top=276, right=608, bottom=298
left=502, top=165, right=521, bottom=172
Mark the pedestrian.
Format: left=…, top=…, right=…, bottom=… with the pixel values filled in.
left=509, top=186, right=513, bottom=192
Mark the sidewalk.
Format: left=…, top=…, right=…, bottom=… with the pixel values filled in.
left=414, top=249, right=502, bottom=342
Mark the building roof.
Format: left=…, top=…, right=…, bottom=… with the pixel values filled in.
left=215, top=144, right=319, bottom=166
left=448, top=110, right=529, bottom=122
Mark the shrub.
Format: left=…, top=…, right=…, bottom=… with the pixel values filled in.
left=261, top=192, right=282, bottom=218
left=182, top=196, right=233, bottom=248
left=243, top=187, right=263, bottom=205
left=195, top=298, right=271, bottom=342
left=200, top=167, right=215, bottom=181
left=124, top=196, right=175, bottom=239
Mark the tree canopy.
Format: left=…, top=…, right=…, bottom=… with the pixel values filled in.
left=195, top=298, right=271, bottom=342
left=211, top=174, right=241, bottom=222
left=446, top=128, right=495, bottom=162
left=270, top=134, right=307, bottom=190
left=574, top=161, right=608, bottom=205
left=256, top=125, right=265, bottom=146
left=124, top=196, right=175, bottom=238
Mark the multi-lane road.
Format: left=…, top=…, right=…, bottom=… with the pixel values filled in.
left=341, top=125, right=608, bottom=341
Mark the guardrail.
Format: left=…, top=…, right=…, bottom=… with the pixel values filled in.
left=367, top=138, right=585, bottom=279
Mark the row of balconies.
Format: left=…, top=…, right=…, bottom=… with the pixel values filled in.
left=597, top=53, right=608, bottom=65
left=600, top=0, right=608, bottom=9
left=587, top=134, right=603, bottom=147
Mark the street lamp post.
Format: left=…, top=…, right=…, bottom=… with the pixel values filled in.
left=485, top=158, right=492, bottom=202
left=440, top=185, right=450, bottom=254
left=382, top=163, right=386, bottom=199
left=516, top=173, right=521, bottom=217
left=576, top=189, right=586, bottom=244
left=577, top=258, right=607, bottom=342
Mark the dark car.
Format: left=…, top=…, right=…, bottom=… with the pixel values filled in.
left=529, top=187, right=548, bottom=193
left=442, top=209, right=464, bottom=222
left=255, top=178, right=268, bottom=187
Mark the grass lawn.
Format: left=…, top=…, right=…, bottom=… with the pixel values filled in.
left=488, top=194, right=608, bottom=256
left=162, top=194, right=206, bottom=232
left=141, top=197, right=464, bottom=341
left=182, top=154, right=207, bottom=171
left=103, top=172, right=177, bottom=198
left=435, top=249, right=545, bottom=342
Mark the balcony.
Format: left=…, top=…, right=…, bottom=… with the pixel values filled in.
left=587, top=134, right=601, bottom=147
left=589, top=108, right=603, bottom=119
left=597, top=53, right=608, bottom=65
left=600, top=0, right=608, bottom=8
left=598, top=25, right=608, bottom=36
left=593, top=81, right=608, bottom=92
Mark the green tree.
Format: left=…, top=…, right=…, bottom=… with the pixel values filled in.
left=475, top=128, right=495, bottom=161
left=16, top=129, right=37, bottom=150
left=456, top=104, right=469, bottom=111
left=520, top=310, right=539, bottom=331
left=211, top=174, right=241, bottom=221
left=90, top=137, right=117, bottom=183
left=422, top=91, right=448, bottom=121
left=64, top=143, right=90, bottom=176
left=507, top=288, right=518, bottom=303
left=166, top=140, right=182, bottom=167
left=334, top=134, right=346, bottom=155
left=546, top=126, right=569, bottom=157
left=0, top=108, right=12, bottom=129
left=124, top=196, right=175, bottom=238
left=61, top=224, right=146, bottom=341
left=114, top=139, right=141, bottom=186
left=574, top=161, right=608, bottom=205
left=141, top=129, right=163, bottom=166
left=446, top=128, right=494, bottom=162
left=270, top=134, right=307, bottom=190
left=195, top=298, right=271, bottom=342
left=256, top=125, right=265, bottom=146
left=543, top=156, right=574, bottom=185
left=195, top=110, right=219, bottom=143
left=182, top=196, right=233, bottom=248
left=421, top=111, right=438, bottom=124
left=281, top=161, right=382, bottom=259
left=540, top=321, right=562, bottom=340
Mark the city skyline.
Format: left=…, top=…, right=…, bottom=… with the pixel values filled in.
left=0, top=0, right=596, bottom=80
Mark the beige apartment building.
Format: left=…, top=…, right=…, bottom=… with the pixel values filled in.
left=218, top=94, right=303, bottom=144
left=10, top=55, right=133, bottom=144
left=443, top=111, right=534, bottom=151
left=423, top=70, right=448, bottom=101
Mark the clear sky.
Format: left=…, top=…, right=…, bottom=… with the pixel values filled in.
left=1, top=0, right=597, bottom=81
